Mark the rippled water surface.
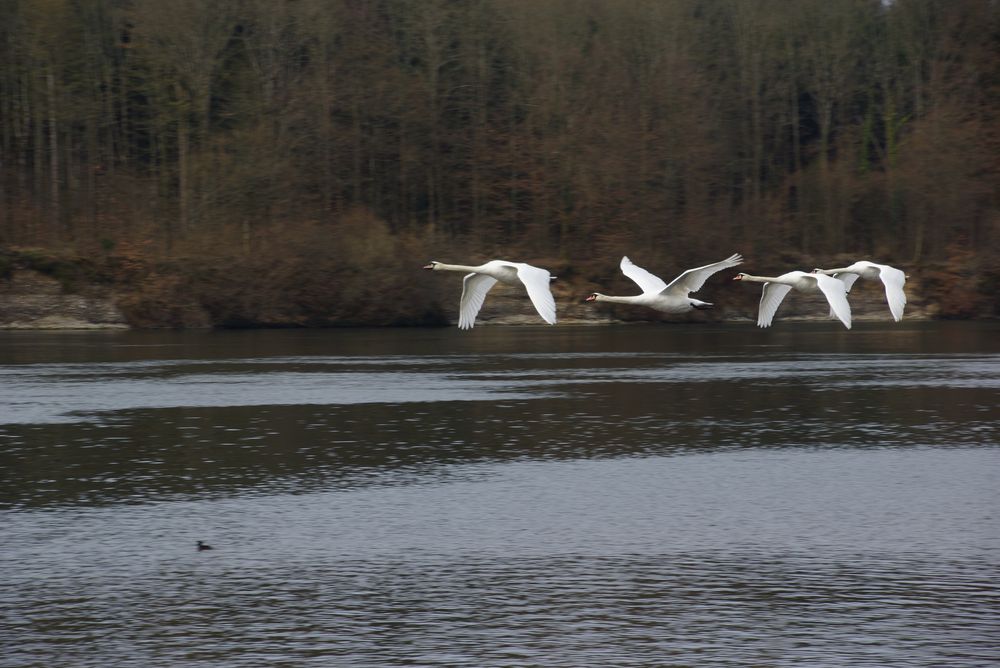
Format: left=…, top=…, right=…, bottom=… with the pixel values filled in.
left=2, top=322, right=999, bottom=667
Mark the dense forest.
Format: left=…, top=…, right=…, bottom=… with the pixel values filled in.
left=0, top=0, right=998, bottom=326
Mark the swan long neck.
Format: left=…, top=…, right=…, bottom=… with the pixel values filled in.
left=432, top=262, right=481, bottom=273
left=814, top=267, right=849, bottom=276
left=739, top=274, right=784, bottom=284
left=593, top=293, right=643, bottom=304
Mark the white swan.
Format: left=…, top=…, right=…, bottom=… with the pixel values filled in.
left=812, top=261, right=907, bottom=322
left=423, top=260, right=557, bottom=329
left=585, top=253, right=743, bottom=314
left=733, top=271, right=852, bottom=329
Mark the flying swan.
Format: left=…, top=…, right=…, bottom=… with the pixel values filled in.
left=585, top=253, right=743, bottom=314
left=812, top=261, right=907, bottom=322
left=733, top=270, right=852, bottom=329
left=423, top=260, right=557, bottom=329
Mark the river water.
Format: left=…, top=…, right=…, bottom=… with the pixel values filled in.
left=1, top=322, right=998, bottom=667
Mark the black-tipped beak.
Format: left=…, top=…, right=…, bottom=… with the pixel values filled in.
left=422, top=263, right=434, bottom=270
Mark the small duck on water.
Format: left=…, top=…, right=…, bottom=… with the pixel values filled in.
left=196, top=541, right=214, bottom=551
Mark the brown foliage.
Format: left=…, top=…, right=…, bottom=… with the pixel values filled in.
left=0, top=0, right=997, bottom=324
left=115, top=209, right=446, bottom=327
left=922, top=243, right=1000, bottom=319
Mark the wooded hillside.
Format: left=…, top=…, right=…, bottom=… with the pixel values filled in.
left=1, top=0, right=997, bottom=325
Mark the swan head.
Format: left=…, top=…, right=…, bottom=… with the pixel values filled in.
left=423, top=261, right=440, bottom=270
left=584, top=293, right=600, bottom=302
left=732, top=273, right=748, bottom=281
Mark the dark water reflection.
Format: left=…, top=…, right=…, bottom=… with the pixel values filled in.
left=1, top=322, right=999, bottom=667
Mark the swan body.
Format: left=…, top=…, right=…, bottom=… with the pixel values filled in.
left=423, top=260, right=557, bottom=329
left=812, top=261, right=907, bottom=322
left=733, top=271, right=852, bottom=329
left=586, top=253, right=743, bottom=314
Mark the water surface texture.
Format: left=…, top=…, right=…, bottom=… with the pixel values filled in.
left=2, top=323, right=999, bottom=667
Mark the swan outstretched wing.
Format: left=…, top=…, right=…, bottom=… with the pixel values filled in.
left=620, top=256, right=668, bottom=294
left=832, top=272, right=862, bottom=293
left=663, top=253, right=743, bottom=297
left=516, top=264, right=557, bottom=325
left=814, top=274, right=852, bottom=329
left=828, top=272, right=860, bottom=318
left=459, top=273, right=498, bottom=329
left=875, top=264, right=907, bottom=322
left=757, top=283, right=793, bottom=328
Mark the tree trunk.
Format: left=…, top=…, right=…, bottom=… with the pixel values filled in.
left=792, top=96, right=806, bottom=253
left=176, top=86, right=190, bottom=235
left=47, top=71, right=59, bottom=237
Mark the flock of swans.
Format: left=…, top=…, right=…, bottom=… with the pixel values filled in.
left=423, top=256, right=908, bottom=330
